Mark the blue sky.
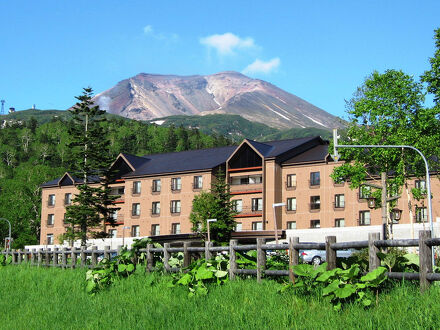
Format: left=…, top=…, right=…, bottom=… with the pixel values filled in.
left=1, top=0, right=439, bottom=119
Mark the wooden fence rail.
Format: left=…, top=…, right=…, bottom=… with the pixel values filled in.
left=2, top=230, right=439, bottom=291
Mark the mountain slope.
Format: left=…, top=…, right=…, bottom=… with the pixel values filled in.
left=94, top=71, right=344, bottom=130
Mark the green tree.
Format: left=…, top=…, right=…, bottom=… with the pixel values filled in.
left=331, top=70, right=440, bottom=236
left=190, top=170, right=236, bottom=244
left=63, top=88, right=117, bottom=247
left=421, top=27, right=440, bottom=108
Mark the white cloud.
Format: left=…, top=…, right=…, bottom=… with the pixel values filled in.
left=143, top=25, right=178, bottom=41
left=242, top=58, right=281, bottom=75
left=200, top=32, right=255, bottom=55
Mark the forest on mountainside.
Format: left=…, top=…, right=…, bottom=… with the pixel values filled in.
left=0, top=116, right=232, bottom=248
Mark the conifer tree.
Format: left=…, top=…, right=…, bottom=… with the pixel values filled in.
left=190, top=169, right=236, bottom=244
left=62, top=88, right=118, bottom=246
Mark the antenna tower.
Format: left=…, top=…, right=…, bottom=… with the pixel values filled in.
left=0, top=100, right=5, bottom=115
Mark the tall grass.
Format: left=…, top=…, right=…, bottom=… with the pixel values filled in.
left=1, top=265, right=440, bottom=329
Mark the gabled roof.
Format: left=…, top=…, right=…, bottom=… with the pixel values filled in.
left=123, top=146, right=236, bottom=178
left=41, top=173, right=100, bottom=188
left=282, top=143, right=330, bottom=165
left=246, top=136, right=321, bottom=158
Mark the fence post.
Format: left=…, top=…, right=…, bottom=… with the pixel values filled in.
left=53, top=247, right=59, bottom=268
left=38, top=248, right=43, bottom=266
left=229, top=240, right=237, bottom=280
left=326, top=236, right=337, bottom=270
left=419, top=230, right=433, bottom=292
left=45, top=248, right=50, bottom=267
left=256, top=238, right=266, bottom=282
left=163, top=243, right=170, bottom=272
left=368, top=232, right=381, bottom=271
left=71, top=247, right=77, bottom=269
left=17, top=250, right=22, bottom=264
left=104, top=246, right=110, bottom=261
left=24, top=249, right=29, bottom=263
left=80, top=247, right=86, bottom=268
left=146, top=244, right=153, bottom=272
left=289, top=237, right=299, bottom=283
left=31, top=249, right=36, bottom=266
left=205, top=241, right=213, bottom=260
left=183, top=242, right=191, bottom=268
left=91, top=246, right=98, bottom=268
left=62, top=248, right=67, bottom=268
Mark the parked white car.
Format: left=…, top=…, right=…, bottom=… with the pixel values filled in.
left=300, top=249, right=356, bottom=265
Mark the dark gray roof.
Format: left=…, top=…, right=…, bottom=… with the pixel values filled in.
left=120, top=153, right=149, bottom=169
left=247, top=136, right=321, bottom=158
left=123, top=146, right=237, bottom=178
left=282, top=144, right=329, bottom=164
left=41, top=174, right=100, bottom=187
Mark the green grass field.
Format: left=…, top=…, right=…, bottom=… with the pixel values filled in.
left=1, top=265, right=439, bottom=329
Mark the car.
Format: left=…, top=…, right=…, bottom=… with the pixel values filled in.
left=299, top=249, right=356, bottom=265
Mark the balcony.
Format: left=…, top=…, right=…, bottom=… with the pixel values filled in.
left=233, top=206, right=263, bottom=218
left=230, top=183, right=263, bottom=195
left=106, top=214, right=125, bottom=225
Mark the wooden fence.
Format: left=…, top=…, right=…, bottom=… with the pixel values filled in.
left=2, top=230, right=440, bottom=291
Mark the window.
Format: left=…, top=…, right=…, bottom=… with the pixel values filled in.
left=232, top=199, right=243, bottom=213
left=47, top=214, right=54, bottom=226
left=359, top=211, right=371, bottom=226
left=131, top=225, right=140, bottom=237
left=133, top=181, right=141, bottom=194
left=111, top=187, right=125, bottom=195
left=415, top=207, right=428, bottom=223
left=310, top=196, right=321, bottom=210
left=287, top=221, right=297, bottom=229
left=287, top=197, right=297, bottom=211
left=251, top=198, right=263, bottom=212
left=46, top=234, right=54, bottom=245
left=235, top=223, right=242, bottom=231
left=335, top=218, right=345, bottom=227
left=310, top=220, right=320, bottom=228
left=48, top=194, right=55, bottom=206
left=152, top=202, right=160, bottom=215
left=359, top=186, right=371, bottom=199
left=151, top=224, right=160, bottom=236
left=152, top=179, right=161, bottom=193
left=252, top=222, right=263, bottom=230
left=64, top=193, right=72, bottom=205
left=171, top=223, right=181, bottom=234
left=310, top=172, right=320, bottom=186
left=171, top=177, right=182, bottom=191
left=230, top=175, right=262, bottom=185
left=132, top=203, right=141, bottom=216
left=109, top=229, right=117, bottom=239
left=415, top=180, right=427, bottom=195
left=171, top=200, right=181, bottom=214
left=110, top=209, right=118, bottom=221
left=334, top=194, right=345, bottom=208
left=193, top=176, right=203, bottom=189
left=286, top=174, right=297, bottom=188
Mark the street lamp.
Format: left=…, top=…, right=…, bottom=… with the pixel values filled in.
left=206, top=219, right=217, bottom=242
left=272, top=203, right=285, bottom=244
left=0, top=218, right=11, bottom=251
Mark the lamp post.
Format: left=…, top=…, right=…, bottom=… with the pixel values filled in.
left=333, top=128, right=435, bottom=266
left=206, top=219, right=217, bottom=242
left=272, top=203, right=285, bottom=244
left=0, top=218, right=11, bottom=251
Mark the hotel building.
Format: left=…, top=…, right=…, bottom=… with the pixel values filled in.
left=40, top=136, right=439, bottom=245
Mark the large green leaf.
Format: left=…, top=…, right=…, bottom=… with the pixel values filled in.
left=334, top=284, right=356, bottom=299
left=177, top=273, right=193, bottom=285
left=322, top=280, right=340, bottom=296
left=196, top=267, right=214, bottom=280
left=118, top=264, right=127, bottom=272
left=126, top=263, right=135, bottom=273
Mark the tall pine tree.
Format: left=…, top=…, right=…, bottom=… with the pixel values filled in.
left=62, top=88, right=118, bottom=246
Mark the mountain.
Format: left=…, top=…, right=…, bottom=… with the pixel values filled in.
left=94, top=71, right=344, bottom=130
left=154, top=114, right=332, bottom=142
